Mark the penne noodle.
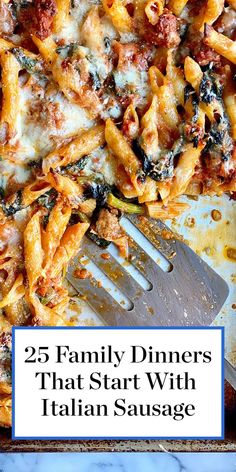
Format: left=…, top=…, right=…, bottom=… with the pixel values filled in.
left=0, top=396, right=11, bottom=427
left=0, top=379, right=11, bottom=395
left=0, top=274, right=25, bottom=309
left=169, top=144, right=204, bottom=200
left=105, top=119, right=144, bottom=196
left=0, top=51, right=20, bottom=139
left=145, top=0, right=164, bottom=25
left=24, top=212, right=44, bottom=291
left=223, top=66, right=236, bottom=140
left=184, top=56, right=216, bottom=122
left=167, top=51, right=186, bottom=105
left=157, top=84, right=180, bottom=130
left=146, top=201, right=190, bottom=219
left=47, top=173, right=83, bottom=200
left=123, top=104, right=139, bottom=140
left=194, top=0, right=224, bottom=32
left=32, top=35, right=57, bottom=63
left=102, top=0, right=133, bottom=32
left=168, top=0, right=189, bottom=16
left=78, top=198, right=97, bottom=216
left=116, top=164, right=139, bottom=199
left=149, top=65, right=165, bottom=95
left=140, top=95, right=159, bottom=159
left=138, top=177, right=158, bottom=203
left=50, top=222, right=89, bottom=278
left=133, top=0, right=148, bottom=21
left=22, top=180, right=52, bottom=207
left=42, top=202, right=72, bottom=270
left=81, top=6, right=105, bottom=54
left=53, top=0, right=71, bottom=33
left=0, top=38, right=14, bottom=52
left=184, top=56, right=203, bottom=91
left=157, top=181, right=171, bottom=202
left=43, top=125, right=105, bottom=173
left=204, top=25, right=236, bottom=64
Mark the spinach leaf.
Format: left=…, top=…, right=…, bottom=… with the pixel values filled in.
left=37, top=189, right=57, bottom=210
left=12, top=48, right=44, bottom=76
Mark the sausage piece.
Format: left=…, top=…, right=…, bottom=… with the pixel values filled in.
left=95, top=208, right=123, bottom=241
left=143, top=9, right=181, bottom=48
left=18, top=0, right=57, bottom=40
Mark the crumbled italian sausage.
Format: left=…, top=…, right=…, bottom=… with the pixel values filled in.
left=143, top=9, right=181, bottom=48
left=184, top=29, right=221, bottom=66
left=95, top=208, right=123, bottom=241
left=18, top=0, right=57, bottom=40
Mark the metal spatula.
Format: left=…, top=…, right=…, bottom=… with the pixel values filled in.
left=66, top=215, right=229, bottom=327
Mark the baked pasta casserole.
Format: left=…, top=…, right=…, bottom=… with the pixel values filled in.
left=0, top=0, right=235, bottom=426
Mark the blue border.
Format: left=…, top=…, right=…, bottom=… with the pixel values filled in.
left=12, top=326, right=224, bottom=441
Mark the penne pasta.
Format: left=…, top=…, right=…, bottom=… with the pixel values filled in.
left=46, top=173, right=83, bottom=200
left=105, top=119, right=144, bottom=196
left=42, top=202, right=72, bottom=270
left=0, top=51, right=20, bottom=139
left=138, top=177, right=158, bottom=203
left=78, top=198, right=97, bottom=216
left=102, top=0, right=133, bottom=32
left=169, top=144, right=204, bottom=200
left=149, top=65, right=165, bottom=95
left=168, top=0, right=189, bottom=16
left=43, top=125, right=105, bottom=173
left=204, top=24, right=236, bottom=64
left=22, top=180, right=52, bottom=207
left=156, top=181, right=171, bottom=202
left=29, top=294, right=66, bottom=326
left=145, top=0, right=164, bottom=25
left=81, top=6, right=105, bottom=54
left=123, top=104, right=139, bottom=140
left=157, top=84, right=180, bottom=130
left=223, top=67, right=236, bottom=140
left=116, top=164, right=139, bottom=199
left=32, top=35, right=57, bottom=63
left=0, top=396, right=11, bottom=427
left=0, top=38, right=14, bottom=53
left=194, top=0, right=224, bottom=31
left=0, top=380, right=11, bottom=395
left=166, top=51, right=186, bottom=105
left=53, top=0, right=71, bottom=33
left=146, top=201, right=190, bottom=219
left=24, top=212, right=44, bottom=291
left=50, top=222, right=89, bottom=278
left=140, top=95, right=159, bottom=159
left=0, top=274, right=25, bottom=309
left=184, top=56, right=203, bottom=91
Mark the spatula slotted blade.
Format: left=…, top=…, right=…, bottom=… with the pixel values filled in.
left=67, top=216, right=229, bottom=327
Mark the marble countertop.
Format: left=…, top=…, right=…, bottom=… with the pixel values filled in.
left=0, top=453, right=236, bottom=472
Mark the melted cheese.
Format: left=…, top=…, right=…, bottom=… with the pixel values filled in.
left=4, top=0, right=150, bottom=188
left=114, top=68, right=150, bottom=104
left=17, top=87, right=94, bottom=161
left=84, top=147, right=117, bottom=185
left=55, top=17, right=80, bottom=43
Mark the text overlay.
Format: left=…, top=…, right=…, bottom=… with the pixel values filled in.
left=12, top=326, right=224, bottom=439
